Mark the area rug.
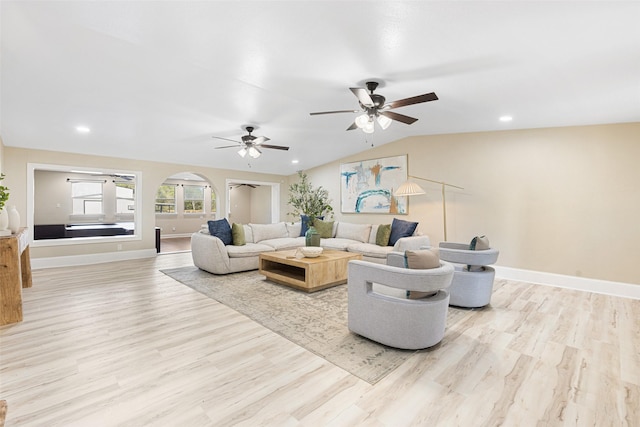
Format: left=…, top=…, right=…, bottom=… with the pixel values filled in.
left=160, top=266, right=416, bottom=384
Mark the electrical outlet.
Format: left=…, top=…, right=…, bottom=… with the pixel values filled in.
left=117, top=244, right=122, bottom=251
left=172, top=227, right=176, bottom=231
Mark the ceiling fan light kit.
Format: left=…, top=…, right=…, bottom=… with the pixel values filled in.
left=310, top=80, right=438, bottom=134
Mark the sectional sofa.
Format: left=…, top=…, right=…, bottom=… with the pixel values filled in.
left=191, top=220, right=430, bottom=275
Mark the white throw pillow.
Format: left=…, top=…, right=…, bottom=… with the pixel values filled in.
left=286, top=222, right=301, bottom=238
left=249, top=222, right=288, bottom=243
left=368, top=224, right=380, bottom=244
left=335, top=222, right=372, bottom=243
left=243, top=224, right=254, bottom=243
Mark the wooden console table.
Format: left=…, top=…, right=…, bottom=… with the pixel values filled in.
left=1, top=228, right=32, bottom=326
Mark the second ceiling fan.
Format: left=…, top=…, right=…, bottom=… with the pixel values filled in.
left=310, top=81, right=438, bottom=133
left=212, top=126, right=289, bottom=159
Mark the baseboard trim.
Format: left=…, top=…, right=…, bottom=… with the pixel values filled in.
left=160, top=233, right=192, bottom=239
left=31, top=249, right=158, bottom=270
left=494, top=265, right=640, bottom=300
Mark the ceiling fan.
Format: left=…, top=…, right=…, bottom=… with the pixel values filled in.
left=310, top=81, right=438, bottom=133
left=212, top=126, right=289, bottom=159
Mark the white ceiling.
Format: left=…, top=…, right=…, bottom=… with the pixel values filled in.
left=2, top=1, right=639, bottom=175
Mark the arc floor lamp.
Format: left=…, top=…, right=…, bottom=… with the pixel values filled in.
left=394, top=176, right=464, bottom=241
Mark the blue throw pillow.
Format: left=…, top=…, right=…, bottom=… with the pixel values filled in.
left=207, top=219, right=233, bottom=245
left=299, top=215, right=323, bottom=236
left=388, top=218, right=419, bottom=246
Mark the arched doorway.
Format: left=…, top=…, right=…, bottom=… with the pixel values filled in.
left=155, top=172, right=217, bottom=253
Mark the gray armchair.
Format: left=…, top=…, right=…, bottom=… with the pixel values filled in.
left=347, top=255, right=454, bottom=350
left=438, top=242, right=500, bottom=308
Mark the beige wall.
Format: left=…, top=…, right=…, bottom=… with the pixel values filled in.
left=4, top=147, right=289, bottom=259
left=0, top=136, right=4, bottom=174
left=250, top=185, right=272, bottom=223
left=5, top=122, right=639, bottom=285
left=228, top=185, right=274, bottom=224
left=229, top=185, right=252, bottom=224
left=299, top=122, right=640, bottom=285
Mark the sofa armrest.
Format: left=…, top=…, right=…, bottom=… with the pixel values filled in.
left=392, top=235, right=431, bottom=252
left=191, top=232, right=232, bottom=274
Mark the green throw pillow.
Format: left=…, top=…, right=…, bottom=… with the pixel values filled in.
left=376, top=224, right=392, bottom=246
left=231, top=223, right=246, bottom=246
left=314, top=219, right=334, bottom=238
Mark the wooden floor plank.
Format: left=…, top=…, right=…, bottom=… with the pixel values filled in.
left=0, top=252, right=638, bottom=426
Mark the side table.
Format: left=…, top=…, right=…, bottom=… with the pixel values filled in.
left=1, top=228, right=32, bottom=325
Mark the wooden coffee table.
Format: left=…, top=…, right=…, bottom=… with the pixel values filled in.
left=259, top=249, right=362, bottom=292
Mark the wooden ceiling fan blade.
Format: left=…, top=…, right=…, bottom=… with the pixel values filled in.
left=212, top=136, right=241, bottom=144
left=260, top=144, right=289, bottom=151
left=385, top=92, right=438, bottom=109
left=350, top=87, right=374, bottom=107
left=379, top=110, right=418, bottom=125
left=310, top=109, right=359, bottom=116
left=346, top=121, right=358, bottom=131
left=214, top=145, right=241, bottom=149
left=252, top=136, right=270, bottom=145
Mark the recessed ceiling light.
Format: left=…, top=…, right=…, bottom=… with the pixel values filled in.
left=499, top=116, right=513, bottom=122
left=76, top=126, right=91, bottom=133
left=292, top=160, right=299, bottom=164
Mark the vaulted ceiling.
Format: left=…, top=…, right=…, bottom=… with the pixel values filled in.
left=2, top=1, right=639, bottom=175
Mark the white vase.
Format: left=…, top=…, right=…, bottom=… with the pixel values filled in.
left=0, top=207, right=8, bottom=233
left=8, top=205, right=20, bottom=234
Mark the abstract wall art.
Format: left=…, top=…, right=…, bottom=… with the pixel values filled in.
left=340, top=154, right=408, bottom=214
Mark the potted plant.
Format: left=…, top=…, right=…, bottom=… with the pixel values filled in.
left=287, top=171, right=333, bottom=246
left=0, top=173, right=10, bottom=235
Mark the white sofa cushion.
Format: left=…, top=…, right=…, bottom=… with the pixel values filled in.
left=226, top=243, right=274, bottom=258
left=261, top=237, right=305, bottom=251
left=321, top=237, right=356, bottom=251
left=346, top=242, right=394, bottom=259
left=250, top=222, right=288, bottom=243
left=335, top=222, right=371, bottom=243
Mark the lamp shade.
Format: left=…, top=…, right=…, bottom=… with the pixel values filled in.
left=248, top=146, right=261, bottom=158
left=363, top=121, right=375, bottom=134
left=377, top=114, right=392, bottom=130
left=355, top=114, right=370, bottom=129
left=394, top=181, right=426, bottom=197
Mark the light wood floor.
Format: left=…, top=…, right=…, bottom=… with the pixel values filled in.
left=1, top=253, right=638, bottom=426
left=159, top=237, right=191, bottom=253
